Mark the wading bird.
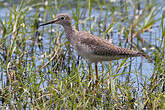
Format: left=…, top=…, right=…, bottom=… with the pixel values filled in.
left=40, top=13, right=144, bottom=85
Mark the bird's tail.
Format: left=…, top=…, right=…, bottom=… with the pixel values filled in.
left=137, top=52, right=146, bottom=57
left=137, top=52, right=152, bottom=62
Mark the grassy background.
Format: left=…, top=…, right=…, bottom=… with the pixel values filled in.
left=0, top=0, right=165, bottom=109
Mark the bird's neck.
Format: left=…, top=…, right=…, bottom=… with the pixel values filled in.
left=63, top=25, right=75, bottom=41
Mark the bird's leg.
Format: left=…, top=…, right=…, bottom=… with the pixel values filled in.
left=88, top=64, right=91, bottom=81
left=95, top=63, right=99, bottom=86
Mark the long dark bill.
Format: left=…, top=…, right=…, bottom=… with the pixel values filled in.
left=39, top=19, right=58, bottom=26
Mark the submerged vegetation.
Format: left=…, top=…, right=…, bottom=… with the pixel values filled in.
left=0, top=0, right=164, bottom=109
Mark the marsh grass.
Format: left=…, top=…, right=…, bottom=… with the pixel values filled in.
left=0, top=0, right=164, bottom=109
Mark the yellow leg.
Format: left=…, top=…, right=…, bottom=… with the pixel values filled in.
left=95, top=63, right=98, bottom=86
left=88, top=65, right=91, bottom=81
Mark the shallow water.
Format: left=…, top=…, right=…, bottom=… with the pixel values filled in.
left=0, top=1, right=164, bottom=108
left=0, top=0, right=163, bottom=80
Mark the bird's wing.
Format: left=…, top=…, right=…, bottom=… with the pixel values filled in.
left=79, top=32, right=139, bottom=57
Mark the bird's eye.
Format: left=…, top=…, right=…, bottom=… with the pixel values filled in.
left=61, top=17, right=65, bottom=20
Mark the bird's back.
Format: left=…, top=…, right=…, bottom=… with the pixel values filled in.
left=71, top=30, right=143, bottom=63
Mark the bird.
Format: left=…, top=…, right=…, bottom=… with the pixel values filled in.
left=40, top=13, right=145, bottom=85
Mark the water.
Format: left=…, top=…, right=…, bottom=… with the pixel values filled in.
left=0, top=0, right=164, bottom=108
left=0, top=0, right=163, bottom=80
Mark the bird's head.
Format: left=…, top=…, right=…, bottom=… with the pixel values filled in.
left=40, top=13, right=72, bottom=26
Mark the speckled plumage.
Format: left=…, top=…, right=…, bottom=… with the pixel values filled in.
left=71, top=30, right=143, bottom=64
left=40, top=13, right=144, bottom=83
left=40, top=13, right=143, bottom=63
